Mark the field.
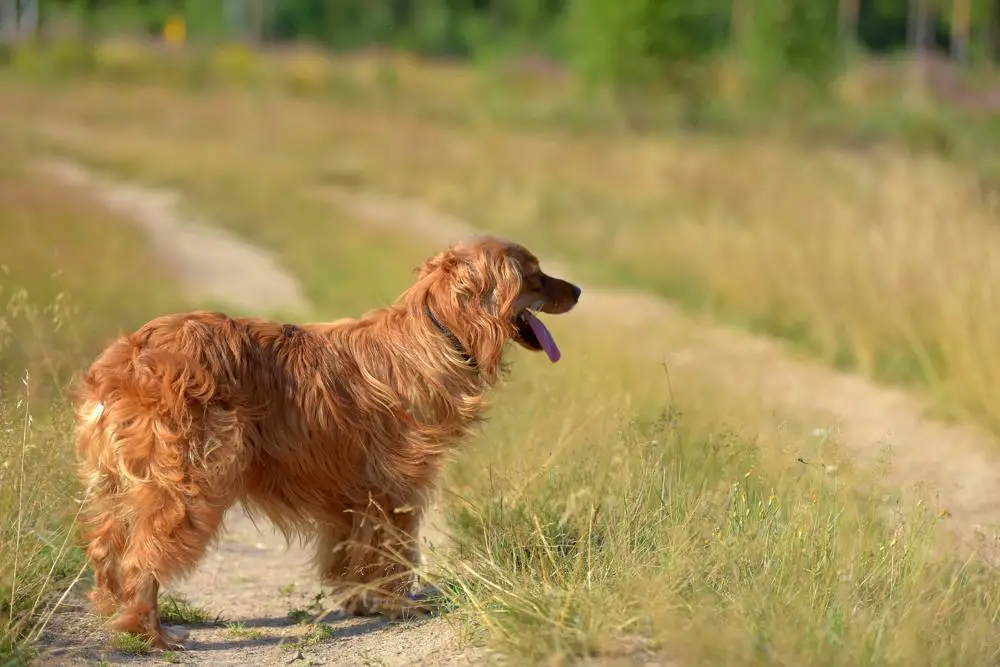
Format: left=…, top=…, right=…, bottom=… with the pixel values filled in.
left=4, top=45, right=1000, bottom=666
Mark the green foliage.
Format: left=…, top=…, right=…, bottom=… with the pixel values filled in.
left=563, top=0, right=729, bottom=91
left=737, top=0, right=842, bottom=101
left=441, top=403, right=1000, bottom=664
left=32, top=0, right=1000, bottom=110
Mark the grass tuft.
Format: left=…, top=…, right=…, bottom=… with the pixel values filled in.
left=109, top=632, right=150, bottom=655
left=225, top=621, right=265, bottom=640
left=292, top=623, right=336, bottom=650
left=158, top=594, right=224, bottom=627
left=434, top=403, right=1000, bottom=664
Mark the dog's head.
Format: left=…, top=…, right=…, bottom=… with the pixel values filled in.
left=411, top=236, right=581, bottom=377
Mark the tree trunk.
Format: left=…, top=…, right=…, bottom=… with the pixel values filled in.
left=838, top=0, right=860, bottom=48
left=907, top=0, right=932, bottom=101
left=991, top=0, right=1000, bottom=61
left=730, top=0, right=747, bottom=44
left=951, top=0, right=970, bottom=65
left=908, top=0, right=932, bottom=56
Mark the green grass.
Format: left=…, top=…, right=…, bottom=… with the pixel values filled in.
left=109, top=631, right=151, bottom=654
left=225, top=621, right=265, bottom=640
left=292, top=623, right=336, bottom=650
left=158, top=594, right=223, bottom=626
left=2, top=59, right=1000, bottom=665
left=435, top=367, right=1000, bottom=664
left=287, top=591, right=330, bottom=626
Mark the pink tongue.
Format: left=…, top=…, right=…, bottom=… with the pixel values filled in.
left=522, top=311, right=561, bottom=362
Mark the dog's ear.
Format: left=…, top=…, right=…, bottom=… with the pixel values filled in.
left=419, top=242, right=522, bottom=317
left=415, top=249, right=459, bottom=282
left=460, top=244, right=522, bottom=320
left=422, top=242, right=523, bottom=378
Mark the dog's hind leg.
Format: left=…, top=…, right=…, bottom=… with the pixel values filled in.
left=111, top=475, right=232, bottom=649
left=76, top=403, right=127, bottom=617
left=81, top=495, right=127, bottom=616
left=109, top=417, right=242, bottom=649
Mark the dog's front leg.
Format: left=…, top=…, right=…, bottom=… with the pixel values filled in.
left=375, top=501, right=430, bottom=620
left=318, top=497, right=428, bottom=619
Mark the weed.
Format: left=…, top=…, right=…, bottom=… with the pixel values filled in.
left=293, top=623, right=335, bottom=650
left=0, top=151, right=185, bottom=662
left=287, top=609, right=312, bottom=625
left=225, top=621, right=264, bottom=640
left=110, top=632, right=150, bottom=655
left=158, top=594, right=223, bottom=627
left=287, top=591, right=327, bottom=625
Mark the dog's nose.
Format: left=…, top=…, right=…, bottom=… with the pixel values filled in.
left=571, top=285, right=582, bottom=303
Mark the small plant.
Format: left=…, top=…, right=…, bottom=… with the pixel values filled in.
left=225, top=621, right=265, bottom=640
left=287, top=608, right=313, bottom=625
left=110, top=632, right=150, bottom=655
left=293, top=623, right=335, bottom=649
left=158, top=594, right=224, bottom=626
left=287, top=591, right=327, bottom=625
left=162, top=649, right=180, bottom=663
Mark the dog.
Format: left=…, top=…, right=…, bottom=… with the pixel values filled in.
left=73, top=235, right=581, bottom=649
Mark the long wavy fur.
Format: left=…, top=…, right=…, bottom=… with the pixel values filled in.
left=72, top=235, right=580, bottom=648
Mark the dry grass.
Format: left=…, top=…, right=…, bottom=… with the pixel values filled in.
left=3, top=55, right=1000, bottom=664
left=0, top=141, right=186, bottom=662
left=432, top=334, right=1000, bottom=665
left=7, top=56, right=1000, bottom=438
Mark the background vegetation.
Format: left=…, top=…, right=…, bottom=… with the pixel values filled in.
left=4, top=0, right=1000, bottom=665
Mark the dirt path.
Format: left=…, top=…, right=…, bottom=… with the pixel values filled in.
left=35, top=163, right=477, bottom=667
left=322, top=186, right=1000, bottom=554
left=36, top=160, right=309, bottom=317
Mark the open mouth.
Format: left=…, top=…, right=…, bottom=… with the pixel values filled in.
left=515, top=310, right=561, bottom=362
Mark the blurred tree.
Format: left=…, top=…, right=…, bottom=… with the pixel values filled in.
left=840, top=0, right=861, bottom=49
left=736, top=0, right=841, bottom=102
left=991, top=0, right=1000, bottom=59
left=951, top=0, right=971, bottom=63
left=563, top=0, right=729, bottom=90
left=40, top=0, right=997, bottom=68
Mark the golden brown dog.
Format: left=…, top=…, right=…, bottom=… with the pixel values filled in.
left=73, top=235, right=580, bottom=649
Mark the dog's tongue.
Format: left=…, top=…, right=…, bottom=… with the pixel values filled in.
left=522, top=311, right=560, bottom=363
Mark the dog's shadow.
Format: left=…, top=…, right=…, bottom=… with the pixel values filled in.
left=187, top=612, right=434, bottom=652
left=187, top=589, right=450, bottom=654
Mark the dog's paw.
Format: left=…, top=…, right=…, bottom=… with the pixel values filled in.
left=381, top=601, right=432, bottom=622
left=408, top=584, right=444, bottom=604
left=153, top=626, right=190, bottom=651
left=340, top=594, right=378, bottom=617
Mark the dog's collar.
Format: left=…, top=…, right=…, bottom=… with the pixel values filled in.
left=423, top=303, right=476, bottom=368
